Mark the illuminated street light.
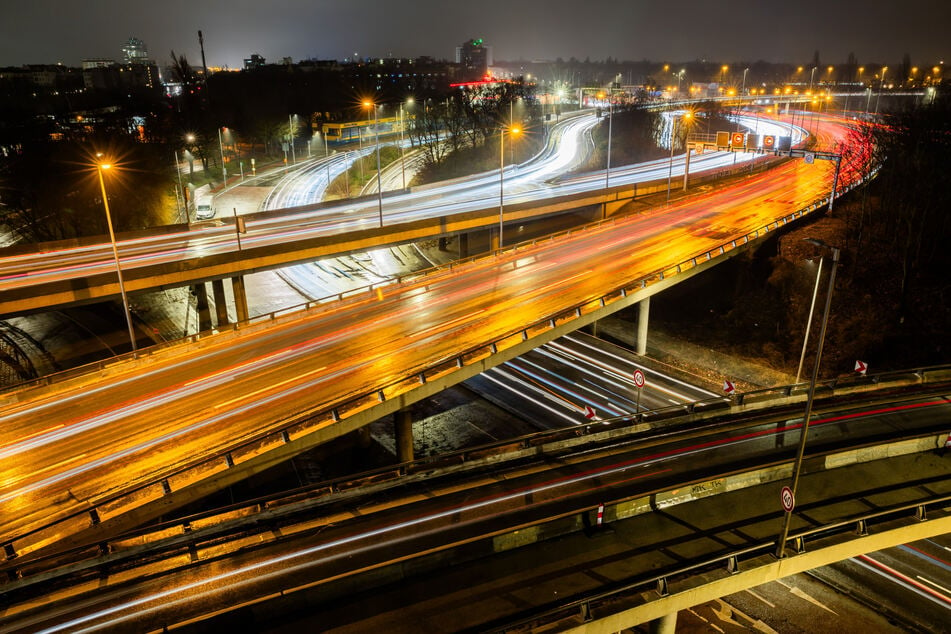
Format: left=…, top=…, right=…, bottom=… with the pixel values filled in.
left=95, top=155, right=137, bottom=356
left=776, top=238, right=839, bottom=558
left=666, top=111, right=692, bottom=203
left=364, top=100, right=384, bottom=226
left=499, top=125, right=521, bottom=248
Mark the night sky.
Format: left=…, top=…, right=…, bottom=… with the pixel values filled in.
left=2, top=0, right=947, bottom=69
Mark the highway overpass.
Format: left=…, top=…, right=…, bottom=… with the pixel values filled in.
left=0, top=115, right=872, bottom=561
left=0, top=114, right=805, bottom=317
left=1, top=378, right=948, bottom=632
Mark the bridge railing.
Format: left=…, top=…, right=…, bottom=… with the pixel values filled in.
left=487, top=491, right=951, bottom=633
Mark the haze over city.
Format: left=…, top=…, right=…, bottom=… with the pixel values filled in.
left=2, top=0, right=948, bottom=67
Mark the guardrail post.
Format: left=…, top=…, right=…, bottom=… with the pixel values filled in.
left=916, top=504, right=927, bottom=522
left=727, top=555, right=739, bottom=574
left=855, top=519, right=868, bottom=536
left=580, top=601, right=592, bottom=622
left=656, top=577, right=670, bottom=597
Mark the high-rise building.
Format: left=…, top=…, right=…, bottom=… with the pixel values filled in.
left=122, top=37, right=149, bottom=65
left=456, top=38, right=491, bottom=82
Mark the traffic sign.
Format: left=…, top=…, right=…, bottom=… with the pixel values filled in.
left=633, top=369, right=646, bottom=389
left=583, top=405, right=596, bottom=420
left=781, top=486, right=795, bottom=512
left=763, top=135, right=776, bottom=149
left=731, top=132, right=745, bottom=148
left=804, top=152, right=815, bottom=164
left=854, top=360, right=868, bottom=375
left=723, top=380, right=736, bottom=395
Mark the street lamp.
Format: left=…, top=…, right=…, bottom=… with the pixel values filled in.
left=364, top=100, right=384, bottom=226
left=399, top=97, right=414, bottom=190
left=776, top=238, right=840, bottom=558
left=95, top=156, right=137, bottom=355
left=218, top=127, right=228, bottom=184
left=499, top=125, right=521, bottom=248
left=605, top=95, right=613, bottom=189
left=666, top=111, right=692, bottom=203
left=808, top=67, right=817, bottom=94
left=875, top=66, right=888, bottom=114
left=288, top=114, right=297, bottom=165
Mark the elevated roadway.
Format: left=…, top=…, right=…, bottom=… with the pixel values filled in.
left=0, top=114, right=803, bottom=316
left=0, top=115, right=872, bottom=560
left=0, top=384, right=948, bottom=632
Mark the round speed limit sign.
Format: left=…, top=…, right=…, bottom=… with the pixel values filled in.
left=632, top=369, right=646, bottom=388
left=781, top=486, right=795, bottom=513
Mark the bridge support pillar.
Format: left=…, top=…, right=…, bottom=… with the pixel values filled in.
left=231, top=276, right=250, bottom=323
left=458, top=232, right=469, bottom=259
left=636, top=296, right=650, bottom=356
left=193, top=283, right=213, bottom=332
left=438, top=236, right=448, bottom=251
left=648, top=613, right=677, bottom=634
left=489, top=229, right=499, bottom=252
left=395, top=408, right=414, bottom=463
left=211, top=279, right=229, bottom=327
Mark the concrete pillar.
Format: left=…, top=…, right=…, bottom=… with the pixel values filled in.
left=458, top=232, right=469, bottom=258
left=194, top=283, right=212, bottom=332
left=649, top=612, right=677, bottom=634
left=395, top=408, right=414, bottom=463
left=636, top=296, right=650, bottom=356
left=231, top=276, right=250, bottom=323
left=211, top=279, right=229, bottom=327
left=438, top=236, right=448, bottom=251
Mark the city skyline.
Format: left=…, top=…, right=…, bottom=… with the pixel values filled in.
left=2, top=0, right=947, bottom=69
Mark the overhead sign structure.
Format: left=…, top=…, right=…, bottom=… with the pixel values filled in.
left=854, top=360, right=868, bottom=375
left=723, top=380, right=736, bottom=395
left=781, top=486, right=795, bottom=512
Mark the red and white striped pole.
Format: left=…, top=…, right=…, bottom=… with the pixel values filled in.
left=596, top=502, right=605, bottom=526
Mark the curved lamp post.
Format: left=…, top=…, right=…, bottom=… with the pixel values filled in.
left=95, top=155, right=137, bottom=355
left=363, top=100, right=384, bottom=226
left=499, top=125, right=521, bottom=248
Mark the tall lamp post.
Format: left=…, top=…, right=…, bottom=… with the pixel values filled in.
left=399, top=98, right=413, bottom=190
left=875, top=66, right=888, bottom=114
left=666, top=111, right=692, bottom=203
left=288, top=114, right=297, bottom=165
left=605, top=94, right=613, bottom=189
left=776, top=238, right=840, bottom=558
left=218, top=127, right=228, bottom=184
left=499, top=125, right=521, bottom=248
left=95, top=156, right=137, bottom=355
left=364, top=100, right=384, bottom=226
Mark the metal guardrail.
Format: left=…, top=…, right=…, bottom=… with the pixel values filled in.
left=486, top=492, right=951, bottom=633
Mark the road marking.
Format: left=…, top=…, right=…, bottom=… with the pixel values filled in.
left=790, top=586, right=838, bottom=614
left=745, top=588, right=775, bottom=608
